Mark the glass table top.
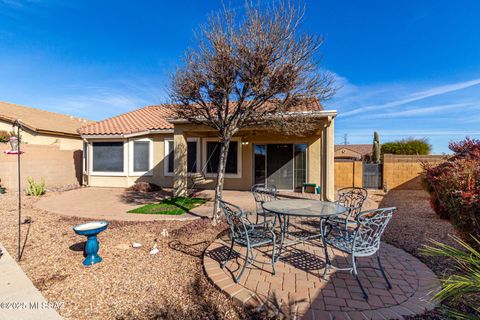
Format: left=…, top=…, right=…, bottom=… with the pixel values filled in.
left=262, top=199, right=347, bottom=217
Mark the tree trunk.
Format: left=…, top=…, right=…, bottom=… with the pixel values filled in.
left=212, top=138, right=230, bottom=225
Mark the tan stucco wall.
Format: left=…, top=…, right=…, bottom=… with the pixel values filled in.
left=84, top=125, right=331, bottom=192
left=334, top=161, right=363, bottom=188
left=334, top=148, right=362, bottom=160
left=0, top=120, right=83, bottom=150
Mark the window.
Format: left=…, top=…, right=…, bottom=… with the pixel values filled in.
left=165, top=138, right=199, bottom=175
left=133, top=141, right=150, bottom=172
left=92, top=142, right=124, bottom=173
left=205, top=141, right=239, bottom=175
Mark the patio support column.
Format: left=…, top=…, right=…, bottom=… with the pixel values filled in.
left=173, top=127, right=188, bottom=197
left=322, top=117, right=335, bottom=201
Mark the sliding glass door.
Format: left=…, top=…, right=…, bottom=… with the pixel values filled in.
left=254, top=143, right=307, bottom=191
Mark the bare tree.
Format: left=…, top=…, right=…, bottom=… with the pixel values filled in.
left=170, top=1, right=335, bottom=224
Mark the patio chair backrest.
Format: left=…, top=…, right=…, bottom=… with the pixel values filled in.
left=352, top=207, right=396, bottom=256
left=251, top=184, right=277, bottom=214
left=219, top=200, right=249, bottom=241
left=337, top=187, right=368, bottom=218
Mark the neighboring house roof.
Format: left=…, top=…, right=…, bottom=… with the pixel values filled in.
left=0, top=101, right=93, bottom=137
left=79, top=100, right=329, bottom=136
left=335, top=144, right=372, bottom=157
left=78, top=105, right=176, bottom=136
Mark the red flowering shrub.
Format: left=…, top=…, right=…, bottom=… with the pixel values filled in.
left=424, top=138, right=480, bottom=239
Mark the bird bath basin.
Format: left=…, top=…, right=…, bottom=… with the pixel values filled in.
left=73, top=221, right=109, bottom=266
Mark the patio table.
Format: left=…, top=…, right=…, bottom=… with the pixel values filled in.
left=262, top=199, right=347, bottom=261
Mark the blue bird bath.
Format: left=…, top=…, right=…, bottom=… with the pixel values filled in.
left=73, top=221, right=109, bottom=266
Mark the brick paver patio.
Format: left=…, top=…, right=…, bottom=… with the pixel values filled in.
left=204, top=220, right=440, bottom=319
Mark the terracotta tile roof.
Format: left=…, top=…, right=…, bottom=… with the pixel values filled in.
left=0, top=101, right=93, bottom=136
left=78, top=105, right=176, bottom=135
left=78, top=99, right=325, bottom=136
left=335, top=144, right=372, bottom=156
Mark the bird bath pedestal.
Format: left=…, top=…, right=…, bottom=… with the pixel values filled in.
left=73, top=221, right=109, bottom=266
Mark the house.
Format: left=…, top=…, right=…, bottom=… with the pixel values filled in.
left=334, top=144, right=372, bottom=162
left=78, top=102, right=336, bottom=200
left=0, top=102, right=93, bottom=150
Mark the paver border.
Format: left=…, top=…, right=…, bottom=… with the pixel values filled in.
left=203, top=238, right=441, bottom=320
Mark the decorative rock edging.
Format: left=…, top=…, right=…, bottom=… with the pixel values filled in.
left=203, top=238, right=441, bottom=320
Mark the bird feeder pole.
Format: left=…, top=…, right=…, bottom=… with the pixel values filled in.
left=8, top=120, right=23, bottom=261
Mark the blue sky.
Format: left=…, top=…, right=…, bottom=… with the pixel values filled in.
left=0, top=1, right=479, bottom=153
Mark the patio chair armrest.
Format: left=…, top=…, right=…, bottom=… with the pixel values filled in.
left=246, top=220, right=275, bottom=231
left=244, top=210, right=257, bottom=225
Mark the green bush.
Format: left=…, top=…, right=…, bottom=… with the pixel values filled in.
left=26, top=177, right=46, bottom=196
left=381, top=138, right=431, bottom=155
left=0, top=178, right=5, bottom=194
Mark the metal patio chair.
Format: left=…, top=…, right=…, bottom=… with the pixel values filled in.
left=322, top=207, right=396, bottom=299
left=329, top=187, right=368, bottom=234
left=219, top=200, right=277, bottom=283
left=251, top=184, right=278, bottom=224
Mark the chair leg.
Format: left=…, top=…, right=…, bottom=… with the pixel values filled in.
left=321, top=219, right=331, bottom=278
left=235, top=246, right=249, bottom=283
left=377, top=253, right=392, bottom=289
left=271, top=238, right=276, bottom=275
left=352, top=256, right=368, bottom=299
left=221, top=239, right=235, bottom=269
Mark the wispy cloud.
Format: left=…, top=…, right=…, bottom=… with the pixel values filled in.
left=341, top=78, right=480, bottom=117
left=359, top=102, right=477, bottom=119
left=332, top=75, right=480, bottom=153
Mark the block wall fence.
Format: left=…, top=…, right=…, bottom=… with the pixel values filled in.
left=0, top=143, right=82, bottom=191
left=335, top=154, right=447, bottom=190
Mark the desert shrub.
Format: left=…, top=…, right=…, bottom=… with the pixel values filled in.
left=0, top=130, right=11, bottom=142
left=424, top=138, right=480, bottom=238
left=0, top=178, right=4, bottom=194
left=421, top=236, right=480, bottom=319
left=382, top=138, right=431, bottom=155
left=26, top=177, right=46, bottom=196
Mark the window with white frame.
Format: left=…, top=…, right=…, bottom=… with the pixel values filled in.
left=204, top=139, right=241, bottom=177
left=164, top=138, right=199, bottom=175
left=129, top=138, right=153, bottom=175
left=92, top=142, right=124, bottom=173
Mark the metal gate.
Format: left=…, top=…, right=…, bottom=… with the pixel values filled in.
left=362, top=163, right=382, bottom=189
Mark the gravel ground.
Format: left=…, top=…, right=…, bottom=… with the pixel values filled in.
left=0, top=193, right=243, bottom=320
left=0, top=188, right=460, bottom=320
left=381, top=189, right=460, bottom=320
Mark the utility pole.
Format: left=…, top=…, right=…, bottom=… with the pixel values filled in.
left=343, top=134, right=349, bottom=145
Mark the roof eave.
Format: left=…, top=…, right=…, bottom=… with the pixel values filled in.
left=168, top=109, right=338, bottom=124
left=80, top=128, right=174, bottom=139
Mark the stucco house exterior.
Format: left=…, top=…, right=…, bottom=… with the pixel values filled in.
left=334, top=144, right=372, bottom=162
left=78, top=102, right=336, bottom=200
left=0, top=102, right=93, bottom=150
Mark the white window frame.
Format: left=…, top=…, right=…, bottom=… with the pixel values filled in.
left=82, top=141, right=88, bottom=174
left=202, top=137, right=242, bottom=179
left=128, top=138, right=153, bottom=176
left=164, top=138, right=200, bottom=177
left=90, top=140, right=128, bottom=176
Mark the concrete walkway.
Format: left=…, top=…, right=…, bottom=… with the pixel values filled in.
left=34, top=187, right=330, bottom=222
left=35, top=187, right=211, bottom=221
left=0, top=243, right=63, bottom=320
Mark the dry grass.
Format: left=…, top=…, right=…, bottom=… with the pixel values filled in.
left=0, top=194, right=243, bottom=320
